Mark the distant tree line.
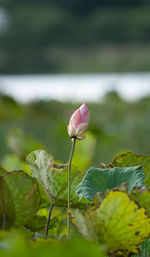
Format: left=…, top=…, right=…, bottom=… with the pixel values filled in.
left=2, top=0, right=150, bottom=15
left=1, top=0, right=150, bottom=73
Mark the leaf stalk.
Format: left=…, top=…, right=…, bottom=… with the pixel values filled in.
left=45, top=203, right=54, bottom=239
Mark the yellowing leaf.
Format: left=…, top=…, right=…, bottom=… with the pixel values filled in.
left=97, top=191, right=150, bottom=253
left=72, top=191, right=150, bottom=256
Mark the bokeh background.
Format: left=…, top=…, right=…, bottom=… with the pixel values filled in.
left=0, top=0, right=150, bottom=171
left=1, top=0, right=150, bottom=73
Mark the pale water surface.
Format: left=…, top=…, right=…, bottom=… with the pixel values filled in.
left=0, top=73, right=150, bottom=103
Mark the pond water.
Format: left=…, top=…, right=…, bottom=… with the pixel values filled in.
left=0, top=73, right=150, bottom=103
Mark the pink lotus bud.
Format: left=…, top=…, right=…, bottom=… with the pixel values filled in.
left=67, top=103, right=89, bottom=140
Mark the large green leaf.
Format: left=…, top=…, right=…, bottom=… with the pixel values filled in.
left=76, top=166, right=144, bottom=200
left=72, top=191, right=150, bottom=256
left=26, top=150, right=87, bottom=208
left=108, top=152, right=150, bottom=187
left=0, top=171, right=41, bottom=229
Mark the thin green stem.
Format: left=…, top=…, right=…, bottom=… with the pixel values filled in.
left=67, top=137, right=76, bottom=239
left=45, top=203, right=54, bottom=239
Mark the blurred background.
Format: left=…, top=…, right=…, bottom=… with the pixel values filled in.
left=1, top=0, right=150, bottom=73
left=0, top=0, right=150, bottom=171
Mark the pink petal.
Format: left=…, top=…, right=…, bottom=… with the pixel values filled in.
left=67, top=124, right=75, bottom=138
left=67, top=103, right=89, bottom=139
left=79, top=103, right=89, bottom=124
left=77, top=135, right=86, bottom=140
left=80, top=103, right=88, bottom=116
left=69, top=108, right=81, bottom=130
left=76, top=123, right=88, bottom=137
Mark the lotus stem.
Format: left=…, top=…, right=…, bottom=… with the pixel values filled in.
left=67, top=137, right=76, bottom=239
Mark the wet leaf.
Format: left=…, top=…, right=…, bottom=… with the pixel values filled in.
left=76, top=166, right=144, bottom=200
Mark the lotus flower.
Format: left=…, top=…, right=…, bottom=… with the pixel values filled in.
left=67, top=103, right=89, bottom=140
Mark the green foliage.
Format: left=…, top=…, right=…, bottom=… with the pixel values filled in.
left=24, top=215, right=47, bottom=232
left=72, top=191, right=150, bottom=256
left=1, top=154, right=31, bottom=174
left=72, top=132, right=96, bottom=172
left=130, top=187, right=150, bottom=216
left=0, top=95, right=24, bottom=120
left=24, top=215, right=58, bottom=232
left=76, top=166, right=144, bottom=200
left=133, top=238, right=150, bottom=257
left=1, top=97, right=150, bottom=255
left=0, top=170, right=41, bottom=229
left=26, top=150, right=87, bottom=208
left=108, top=152, right=150, bottom=188
left=7, top=128, right=44, bottom=159
left=0, top=232, right=105, bottom=257
left=1, top=95, right=150, bottom=166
